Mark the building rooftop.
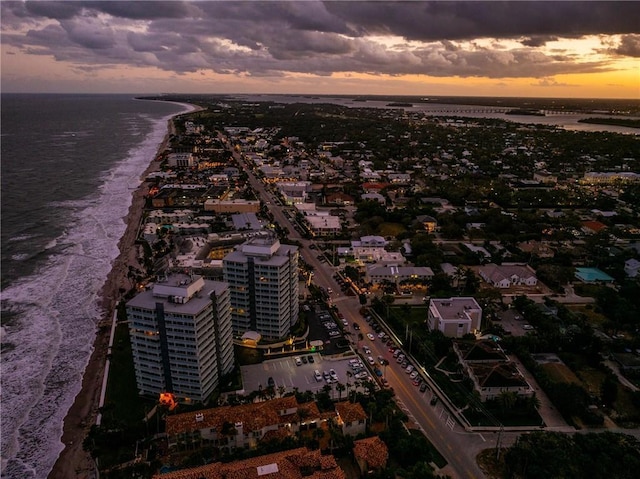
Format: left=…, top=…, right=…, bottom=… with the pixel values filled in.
left=151, top=447, right=346, bottom=479
left=353, top=436, right=388, bottom=470
left=126, top=274, right=228, bottom=315
left=334, top=401, right=367, bottom=424
left=430, top=297, right=481, bottom=321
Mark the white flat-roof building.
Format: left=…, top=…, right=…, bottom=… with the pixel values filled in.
left=427, top=297, right=482, bottom=338
left=223, top=235, right=299, bottom=339
left=126, top=274, right=234, bottom=403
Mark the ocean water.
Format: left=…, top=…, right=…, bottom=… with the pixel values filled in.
left=0, top=94, right=193, bottom=478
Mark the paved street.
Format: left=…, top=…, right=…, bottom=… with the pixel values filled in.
left=226, top=135, right=491, bottom=477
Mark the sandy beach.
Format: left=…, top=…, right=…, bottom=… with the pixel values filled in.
left=47, top=116, right=177, bottom=479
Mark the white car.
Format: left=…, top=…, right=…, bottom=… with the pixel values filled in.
left=295, top=357, right=302, bottom=366
left=314, top=370, right=323, bottom=382
left=378, top=331, right=386, bottom=339
left=330, top=368, right=338, bottom=380
left=367, top=333, right=375, bottom=341
left=410, top=370, right=419, bottom=379
left=328, top=330, right=341, bottom=337
left=367, top=356, right=375, bottom=365
left=405, top=364, right=414, bottom=374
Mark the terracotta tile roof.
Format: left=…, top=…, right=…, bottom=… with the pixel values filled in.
left=455, top=340, right=508, bottom=362
left=166, top=396, right=301, bottom=436
left=353, top=436, right=389, bottom=470
left=582, top=220, right=607, bottom=233
left=151, top=447, right=346, bottom=479
left=470, top=362, right=529, bottom=388
left=334, top=401, right=367, bottom=424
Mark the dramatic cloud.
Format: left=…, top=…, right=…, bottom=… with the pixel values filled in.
left=1, top=1, right=638, bottom=94
left=614, top=34, right=640, bottom=58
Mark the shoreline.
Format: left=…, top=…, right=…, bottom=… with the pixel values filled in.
left=47, top=103, right=202, bottom=479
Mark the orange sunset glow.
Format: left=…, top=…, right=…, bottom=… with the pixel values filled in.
left=1, top=1, right=639, bottom=98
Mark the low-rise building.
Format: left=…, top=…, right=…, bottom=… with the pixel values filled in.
left=453, top=340, right=534, bottom=401
left=151, top=447, right=346, bottom=479
left=334, top=401, right=367, bottom=436
left=204, top=199, right=261, bottom=213
left=353, top=436, right=389, bottom=475
left=427, top=297, right=482, bottom=338
left=478, top=263, right=538, bottom=289
left=165, top=396, right=322, bottom=451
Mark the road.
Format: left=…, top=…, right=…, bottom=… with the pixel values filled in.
left=222, top=135, right=492, bottom=477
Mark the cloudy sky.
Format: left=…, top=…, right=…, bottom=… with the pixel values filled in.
left=2, top=1, right=639, bottom=98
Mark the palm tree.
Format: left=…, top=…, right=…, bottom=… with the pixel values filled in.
left=497, top=391, right=518, bottom=414
left=336, top=382, right=346, bottom=401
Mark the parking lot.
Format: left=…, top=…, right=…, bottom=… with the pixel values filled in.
left=240, top=353, right=369, bottom=397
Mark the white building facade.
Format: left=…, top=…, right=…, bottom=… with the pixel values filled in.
left=223, top=235, right=299, bottom=339
left=427, top=297, right=482, bottom=338
left=126, top=274, right=234, bottom=403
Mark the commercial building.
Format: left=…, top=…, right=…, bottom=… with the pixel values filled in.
left=223, top=234, right=299, bottom=339
left=126, top=273, right=234, bottom=404
left=427, top=297, right=482, bottom=338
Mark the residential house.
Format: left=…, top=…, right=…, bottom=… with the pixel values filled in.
left=453, top=340, right=534, bottom=401
left=334, top=401, right=367, bottom=436
left=353, top=436, right=389, bottom=476
left=326, top=192, right=355, bottom=206
left=581, top=220, right=607, bottom=235
left=351, top=236, right=388, bottom=262
left=478, top=263, right=538, bottom=289
left=360, top=192, right=386, bottom=204
left=624, top=258, right=640, bottom=278
left=165, top=396, right=323, bottom=452
left=416, top=215, right=438, bottom=233
left=151, top=447, right=346, bottom=479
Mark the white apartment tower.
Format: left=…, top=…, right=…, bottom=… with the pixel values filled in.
left=126, top=273, right=234, bottom=403
left=223, top=235, right=299, bottom=340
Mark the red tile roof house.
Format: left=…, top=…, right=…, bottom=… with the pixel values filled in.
left=334, top=401, right=367, bottom=437
left=151, top=447, right=346, bottom=479
left=353, top=436, right=388, bottom=476
left=165, top=396, right=322, bottom=453
left=581, top=220, right=607, bottom=234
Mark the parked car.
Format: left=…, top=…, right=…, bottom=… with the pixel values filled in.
left=363, top=345, right=371, bottom=354
left=353, top=322, right=360, bottom=330
left=328, top=330, right=341, bottom=337
left=314, top=370, right=323, bottom=382
left=301, top=356, right=308, bottom=364
left=295, top=357, right=302, bottom=366
left=268, top=377, right=275, bottom=387
left=367, top=356, right=375, bottom=365
left=330, top=369, right=338, bottom=380
left=420, top=382, right=428, bottom=393
left=307, top=355, right=314, bottom=363
left=367, top=333, right=375, bottom=341
left=410, top=370, right=418, bottom=379
left=405, top=365, right=414, bottom=374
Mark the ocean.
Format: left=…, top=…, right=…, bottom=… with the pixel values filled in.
left=0, top=94, right=193, bottom=478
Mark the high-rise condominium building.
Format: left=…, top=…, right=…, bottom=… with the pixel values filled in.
left=126, top=273, right=234, bottom=403
left=223, top=235, right=299, bottom=340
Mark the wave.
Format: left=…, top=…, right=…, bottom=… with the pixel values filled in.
left=0, top=103, right=192, bottom=478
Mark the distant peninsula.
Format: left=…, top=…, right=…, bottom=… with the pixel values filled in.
left=386, top=102, right=413, bottom=107
left=578, top=117, right=640, bottom=129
